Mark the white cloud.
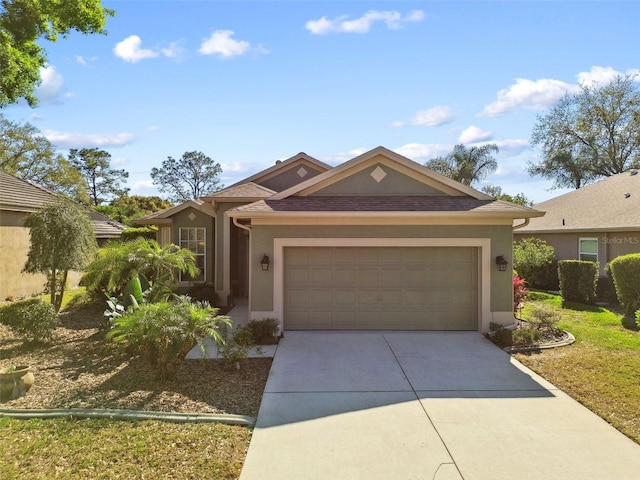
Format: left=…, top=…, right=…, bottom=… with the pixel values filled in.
left=129, top=180, right=155, bottom=192
left=492, top=138, right=531, bottom=156
left=394, top=143, right=453, bottom=161
left=481, top=77, right=578, bottom=117
left=75, top=55, right=97, bottom=66
left=306, top=10, right=424, bottom=35
left=111, top=157, right=127, bottom=166
left=114, top=35, right=159, bottom=63
left=43, top=129, right=137, bottom=149
left=161, top=40, right=186, bottom=60
left=35, top=66, right=66, bottom=105
left=199, top=30, right=267, bottom=58
left=147, top=125, right=160, bottom=132
left=459, top=126, right=493, bottom=143
left=320, top=148, right=370, bottom=165
left=394, top=105, right=454, bottom=127
left=577, top=65, right=640, bottom=86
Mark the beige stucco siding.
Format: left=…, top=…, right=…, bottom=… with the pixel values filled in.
left=250, top=224, right=513, bottom=318
left=169, top=207, right=215, bottom=285
left=315, top=163, right=446, bottom=195
left=258, top=164, right=325, bottom=192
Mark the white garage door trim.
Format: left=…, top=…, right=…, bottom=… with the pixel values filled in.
left=271, top=237, right=492, bottom=332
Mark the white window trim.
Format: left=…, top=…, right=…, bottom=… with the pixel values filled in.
left=578, top=237, right=599, bottom=263
left=250, top=237, right=494, bottom=333
left=179, top=227, right=206, bottom=283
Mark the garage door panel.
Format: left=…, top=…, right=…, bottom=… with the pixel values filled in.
left=284, top=246, right=478, bottom=330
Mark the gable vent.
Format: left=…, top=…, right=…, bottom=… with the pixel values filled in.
left=370, top=166, right=387, bottom=183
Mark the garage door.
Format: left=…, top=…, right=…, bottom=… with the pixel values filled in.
left=284, top=246, right=478, bottom=330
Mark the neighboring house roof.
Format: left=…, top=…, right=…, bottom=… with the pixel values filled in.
left=517, top=170, right=640, bottom=233
left=0, top=169, right=60, bottom=212
left=0, top=170, right=125, bottom=239
left=227, top=152, right=331, bottom=190
left=134, top=199, right=215, bottom=225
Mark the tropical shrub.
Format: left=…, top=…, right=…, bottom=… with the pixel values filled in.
left=106, top=296, right=230, bottom=380
left=219, top=325, right=256, bottom=369
left=558, top=260, right=598, bottom=304
left=607, top=253, right=640, bottom=317
left=513, top=238, right=558, bottom=289
left=512, top=327, right=542, bottom=347
left=513, top=275, right=527, bottom=314
left=83, top=238, right=198, bottom=302
left=0, top=299, right=59, bottom=344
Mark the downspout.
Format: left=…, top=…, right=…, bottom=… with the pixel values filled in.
left=232, top=217, right=252, bottom=313
left=512, top=218, right=530, bottom=230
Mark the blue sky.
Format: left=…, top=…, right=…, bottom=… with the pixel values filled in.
left=4, top=1, right=640, bottom=203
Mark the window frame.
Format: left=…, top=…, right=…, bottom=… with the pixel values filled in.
left=179, top=227, right=206, bottom=282
left=578, top=237, right=599, bottom=263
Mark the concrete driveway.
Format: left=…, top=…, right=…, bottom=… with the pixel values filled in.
left=240, top=332, right=640, bottom=480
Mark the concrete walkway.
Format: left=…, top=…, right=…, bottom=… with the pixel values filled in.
left=240, top=331, right=640, bottom=480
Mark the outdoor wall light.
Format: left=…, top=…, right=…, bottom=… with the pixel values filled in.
left=495, top=255, right=508, bottom=272
left=260, top=254, right=271, bottom=271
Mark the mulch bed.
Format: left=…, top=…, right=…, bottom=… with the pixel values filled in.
left=0, top=301, right=271, bottom=418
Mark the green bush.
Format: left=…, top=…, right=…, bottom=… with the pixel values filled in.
left=513, top=238, right=558, bottom=290
left=245, top=318, right=280, bottom=344
left=558, top=260, right=598, bottom=304
left=527, top=304, right=561, bottom=332
left=219, top=325, right=256, bottom=368
left=512, top=328, right=542, bottom=347
left=119, top=227, right=157, bottom=242
left=0, top=299, right=59, bottom=344
left=488, top=322, right=512, bottom=348
left=107, top=296, right=230, bottom=380
left=607, top=253, right=640, bottom=317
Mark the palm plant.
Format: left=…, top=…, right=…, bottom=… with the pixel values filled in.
left=107, top=296, right=230, bottom=380
left=425, top=143, right=499, bottom=186
left=83, top=238, right=199, bottom=302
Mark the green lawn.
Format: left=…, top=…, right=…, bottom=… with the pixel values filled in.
left=516, top=291, right=640, bottom=444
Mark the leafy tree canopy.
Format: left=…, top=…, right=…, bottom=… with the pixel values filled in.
left=68, top=148, right=129, bottom=206
left=529, top=74, right=640, bottom=189
left=23, top=197, right=97, bottom=311
left=481, top=185, right=533, bottom=207
left=425, top=143, right=499, bottom=186
left=0, top=0, right=114, bottom=107
left=0, top=114, right=89, bottom=202
left=94, top=195, right=173, bottom=226
left=150, top=151, right=224, bottom=203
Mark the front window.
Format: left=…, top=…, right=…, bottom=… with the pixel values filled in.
left=179, top=227, right=205, bottom=282
left=579, top=238, right=598, bottom=263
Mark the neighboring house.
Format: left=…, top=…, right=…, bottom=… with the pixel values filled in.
left=514, top=170, right=640, bottom=276
left=0, top=170, right=125, bottom=300
left=136, top=147, right=542, bottom=332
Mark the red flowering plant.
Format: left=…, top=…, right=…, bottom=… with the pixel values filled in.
left=513, top=275, right=527, bottom=316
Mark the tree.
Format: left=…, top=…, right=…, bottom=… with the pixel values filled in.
left=23, top=198, right=97, bottom=312
left=94, top=195, right=173, bottom=226
left=0, top=0, right=114, bottom=107
left=0, top=114, right=89, bottom=202
left=151, top=151, right=223, bottom=202
left=529, top=74, right=640, bottom=189
left=425, top=143, right=499, bottom=186
left=69, top=148, right=129, bottom=206
left=481, top=185, right=533, bottom=206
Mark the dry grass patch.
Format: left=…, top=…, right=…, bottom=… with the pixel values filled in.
left=0, top=417, right=250, bottom=479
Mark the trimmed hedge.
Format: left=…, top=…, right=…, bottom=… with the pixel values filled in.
left=558, top=260, right=598, bottom=304
left=607, top=253, right=640, bottom=316
left=120, top=227, right=157, bottom=242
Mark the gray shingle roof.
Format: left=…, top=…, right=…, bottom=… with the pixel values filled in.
left=230, top=195, right=539, bottom=216
left=518, top=171, right=640, bottom=232
left=205, top=182, right=276, bottom=200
